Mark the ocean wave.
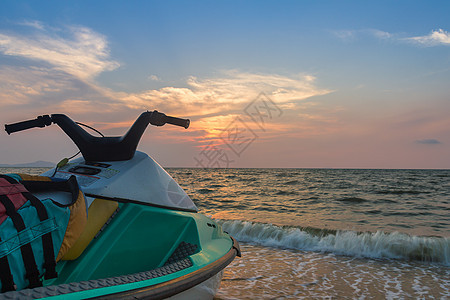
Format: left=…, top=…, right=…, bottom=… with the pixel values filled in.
left=197, top=188, right=214, bottom=194
left=284, top=180, right=300, bottom=185
left=217, top=219, right=449, bottom=266
left=337, top=197, right=367, bottom=203
left=275, top=190, right=298, bottom=196
left=376, top=190, right=427, bottom=195
left=275, top=172, right=291, bottom=177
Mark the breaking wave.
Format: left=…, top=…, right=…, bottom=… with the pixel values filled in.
left=217, top=219, right=449, bottom=266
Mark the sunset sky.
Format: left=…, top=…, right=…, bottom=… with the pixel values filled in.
left=1, top=1, right=449, bottom=168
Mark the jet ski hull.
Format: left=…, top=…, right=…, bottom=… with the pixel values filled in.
left=2, top=202, right=240, bottom=299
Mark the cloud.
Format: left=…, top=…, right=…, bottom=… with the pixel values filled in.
left=332, top=30, right=356, bottom=41
left=0, top=22, right=126, bottom=122
left=148, top=75, right=161, bottom=81
left=0, top=66, right=75, bottom=105
left=415, top=139, right=442, bottom=145
left=119, top=70, right=332, bottom=118
left=0, top=22, right=331, bottom=119
left=0, top=21, right=333, bottom=145
left=406, top=29, right=450, bottom=46
left=0, top=25, right=119, bottom=79
left=0, top=66, right=332, bottom=139
left=112, top=71, right=335, bottom=147
left=333, top=28, right=450, bottom=47
left=18, top=20, right=45, bottom=30
left=332, top=29, right=392, bottom=41
left=368, top=29, right=392, bottom=39
left=0, top=65, right=122, bottom=112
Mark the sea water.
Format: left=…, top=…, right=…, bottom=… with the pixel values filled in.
left=2, top=167, right=449, bottom=298
left=168, top=168, right=449, bottom=299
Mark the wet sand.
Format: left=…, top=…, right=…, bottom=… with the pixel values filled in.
left=216, top=244, right=449, bottom=299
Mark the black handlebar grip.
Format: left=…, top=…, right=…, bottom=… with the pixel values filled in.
left=4, top=115, right=52, bottom=135
left=165, top=115, right=190, bottom=129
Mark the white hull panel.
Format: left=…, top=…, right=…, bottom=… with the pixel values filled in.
left=168, top=271, right=224, bottom=300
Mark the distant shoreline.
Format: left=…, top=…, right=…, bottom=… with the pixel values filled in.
left=0, top=161, right=54, bottom=168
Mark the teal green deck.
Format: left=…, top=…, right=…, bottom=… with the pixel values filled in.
left=43, top=201, right=233, bottom=299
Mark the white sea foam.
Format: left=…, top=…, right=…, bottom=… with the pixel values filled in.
left=218, top=219, right=450, bottom=265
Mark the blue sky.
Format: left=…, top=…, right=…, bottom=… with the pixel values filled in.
left=0, top=1, right=449, bottom=168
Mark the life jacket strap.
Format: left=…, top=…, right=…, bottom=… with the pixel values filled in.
left=23, top=191, right=58, bottom=280
left=25, top=268, right=42, bottom=289
left=0, top=237, right=15, bottom=292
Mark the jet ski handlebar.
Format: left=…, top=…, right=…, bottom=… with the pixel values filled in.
left=4, top=111, right=190, bottom=162
left=4, top=115, right=53, bottom=135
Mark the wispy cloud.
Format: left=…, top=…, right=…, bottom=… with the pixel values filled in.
left=406, top=29, right=450, bottom=46
left=369, top=29, right=392, bottom=39
left=120, top=70, right=332, bottom=118
left=0, top=66, right=74, bottom=105
left=148, top=75, right=161, bottom=81
left=331, top=29, right=392, bottom=41
left=18, top=20, right=45, bottom=30
left=332, top=28, right=450, bottom=47
left=113, top=71, right=335, bottom=145
left=415, top=139, right=442, bottom=145
left=0, top=65, right=121, bottom=112
left=332, top=29, right=356, bottom=41
left=0, top=24, right=119, bottom=79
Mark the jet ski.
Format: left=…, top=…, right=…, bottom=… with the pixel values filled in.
left=1, top=111, right=240, bottom=299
